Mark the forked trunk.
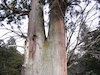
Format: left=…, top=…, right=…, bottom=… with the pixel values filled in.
left=23, top=0, right=67, bottom=75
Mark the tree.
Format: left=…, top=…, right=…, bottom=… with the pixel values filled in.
left=23, top=0, right=70, bottom=75
left=67, top=27, right=100, bottom=75
left=0, top=40, right=23, bottom=75
left=83, top=27, right=100, bottom=74
left=0, top=0, right=70, bottom=74
left=0, top=0, right=100, bottom=75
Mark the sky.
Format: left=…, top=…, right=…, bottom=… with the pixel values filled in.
left=65, top=0, right=100, bottom=54
left=0, top=17, right=28, bottom=54
left=0, top=0, right=99, bottom=54
left=0, top=0, right=49, bottom=54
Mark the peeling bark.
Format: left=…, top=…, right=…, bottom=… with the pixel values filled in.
left=23, top=0, right=45, bottom=75
left=48, top=1, right=67, bottom=74
left=23, top=0, right=67, bottom=75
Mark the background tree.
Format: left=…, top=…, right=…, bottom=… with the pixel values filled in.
left=83, top=27, right=100, bottom=75
left=68, top=27, right=100, bottom=75
left=65, top=0, right=100, bottom=69
left=0, top=39, right=23, bottom=75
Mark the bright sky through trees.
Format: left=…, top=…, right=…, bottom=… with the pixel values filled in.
left=0, top=0, right=99, bottom=54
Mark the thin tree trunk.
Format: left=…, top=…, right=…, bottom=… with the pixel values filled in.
left=23, top=0, right=67, bottom=75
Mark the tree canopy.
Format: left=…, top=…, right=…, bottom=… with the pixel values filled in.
left=0, top=39, right=23, bottom=75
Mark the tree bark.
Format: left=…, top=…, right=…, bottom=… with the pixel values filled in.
left=23, top=0, right=67, bottom=75
left=48, top=1, right=67, bottom=75
left=23, top=0, right=45, bottom=75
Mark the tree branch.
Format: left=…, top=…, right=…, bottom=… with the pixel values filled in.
left=3, top=0, right=30, bottom=16
left=68, top=35, right=100, bottom=69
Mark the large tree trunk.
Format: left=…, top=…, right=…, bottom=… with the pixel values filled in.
left=23, top=0, right=67, bottom=75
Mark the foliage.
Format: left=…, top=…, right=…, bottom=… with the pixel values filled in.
left=84, top=27, right=100, bottom=74
left=1, top=0, right=98, bottom=26
left=66, top=0, right=100, bottom=67
left=0, top=0, right=31, bottom=25
left=84, top=54, right=100, bottom=75
left=0, top=40, right=23, bottom=75
left=68, top=27, right=100, bottom=75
